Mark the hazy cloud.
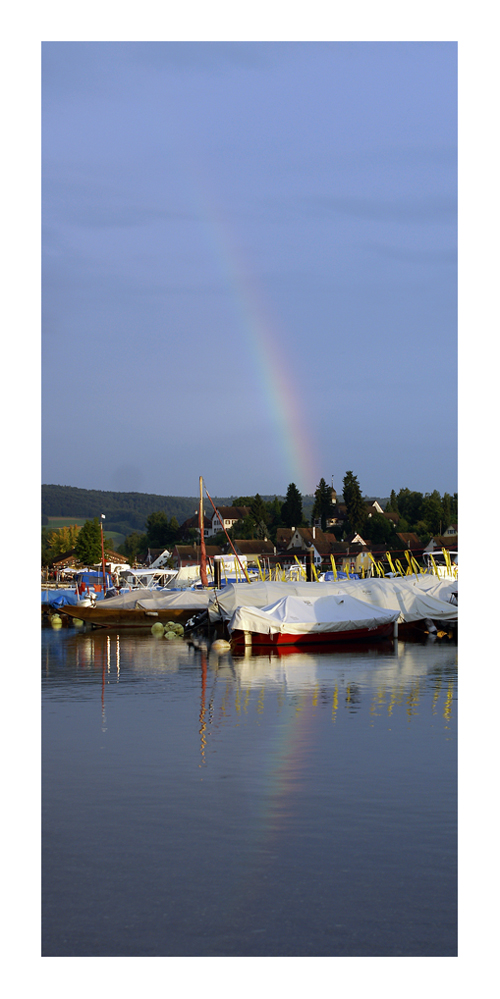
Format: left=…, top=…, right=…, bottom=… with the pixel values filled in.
left=297, top=194, right=457, bottom=224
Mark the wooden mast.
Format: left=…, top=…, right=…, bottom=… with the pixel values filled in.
left=199, top=476, right=209, bottom=587
left=100, top=514, right=107, bottom=595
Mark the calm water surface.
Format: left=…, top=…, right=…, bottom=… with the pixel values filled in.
left=42, top=625, right=457, bottom=957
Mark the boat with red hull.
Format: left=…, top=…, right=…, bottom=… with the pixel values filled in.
left=228, top=593, right=399, bottom=651
left=231, top=620, right=395, bottom=649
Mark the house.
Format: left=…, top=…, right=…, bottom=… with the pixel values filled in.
left=206, top=506, right=251, bottom=537
left=232, top=539, right=276, bottom=562
left=365, top=502, right=400, bottom=527
left=180, top=513, right=212, bottom=539
left=329, top=540, right=374, bottom=576
left=47, top=549, right=79, bottom=570
left=47, top=547, right=129, bottom=574
left=276, top=526, right=335, bottom=568
left=314, top=496, right=397, bottom=531
left=381, top=511, right=400, bottom=526
left=102, top=550, right=132, bottom=573
left=396, top=532, right=422, bottom=549
left=423, top=536, right=458, bottom=554
left=443, top=524, right=458, bottom=537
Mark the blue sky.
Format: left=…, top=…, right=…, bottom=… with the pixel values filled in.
left=42, top=41, right=457, bottom=499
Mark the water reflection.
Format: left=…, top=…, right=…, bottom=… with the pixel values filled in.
left=42, top=627, right=457, bottom=747
left=42, top=627, right=457, bottom=957
left=194, top=638, right=457, bottom=764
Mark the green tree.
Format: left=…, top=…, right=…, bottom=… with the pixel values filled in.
left=119, top=531, right=148, bottom=562
left=342, top=471, right=366, bottom=535
left=421, top=491, right=444, bottom=536
left=414, top=522, right=432, bottom=546
left=396, top=489, right=424, bottom=527
left=281, top=483, right=303, bottom=528
left=75, top=517, right=110, bottom=565
left=41, top=527, right=52, bottom=566
left=312, top=478, right=333, bottom=531
left=231, top=514, right=257, bottom=540
left=441, top=492, right=457, bottom=530
left=145, top=511, right=170, bottom=548
left=362, top=511, right=394, bottom=544
left=385, top=490, right=399, bottom=513
left=45, top=524, right=80, bottom=556
left=145, top=511, right=179, bottom=548
left=263, top=496, right=284, bottom=544
left=250, top=493, right=269, bottom=537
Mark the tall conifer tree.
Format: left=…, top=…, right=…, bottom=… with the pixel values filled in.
left=281, top=483, right=303, bottom=528
left=342, top=471, right=366, bottom=535
left=312, top=478, right=333, bottom=531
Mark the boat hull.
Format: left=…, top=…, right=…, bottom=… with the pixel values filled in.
left=231, top=621, right=395, bottom=648
left=61, top=604, right=198, bottom=628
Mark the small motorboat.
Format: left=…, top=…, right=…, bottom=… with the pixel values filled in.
left=228, top=593, right=400, bottom=648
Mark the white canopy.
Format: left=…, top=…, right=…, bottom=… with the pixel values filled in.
left=135, top=590, right=210, bottom=612
left=89, top=588, right=210, bottom=611
left=229, top=593, right=399, bottom=637
left=211, top=574, right=458, bottom=625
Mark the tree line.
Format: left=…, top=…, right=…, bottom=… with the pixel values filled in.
left=41, top=475, right=457, bottom=565
left=115, top=477, right=457, bottom=558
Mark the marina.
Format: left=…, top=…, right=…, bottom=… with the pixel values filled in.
left=38, top=37, right=461, bottom=976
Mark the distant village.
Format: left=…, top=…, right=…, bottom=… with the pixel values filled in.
left=156, top=494, right=457, bottom=578
left=43, top=482, right=458, bottom=581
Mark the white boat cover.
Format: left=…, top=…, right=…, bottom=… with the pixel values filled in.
left=135, top=590, right=210, bottom=612
left=89, top=588, right=210, bottom=611
left=211, top=575, right=458, bottom=625
left=228, top=593, right=399, bottom=636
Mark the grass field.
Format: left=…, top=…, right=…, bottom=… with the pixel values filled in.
left=45, top=517, right=88, bottom=528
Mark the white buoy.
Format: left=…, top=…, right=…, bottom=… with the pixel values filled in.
left=51, top=614, right=62, bottom=629
left=151, top=622, right=165, bottom=636
left=72, top=618, right=84, bottom=627
left=164, top=630, right=177, bottom=640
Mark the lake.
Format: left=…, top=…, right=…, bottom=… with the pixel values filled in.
left=42, top=624, right=457, bottom=957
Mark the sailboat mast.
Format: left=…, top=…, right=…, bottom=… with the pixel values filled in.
left=199, top=476, right=209, bottom=587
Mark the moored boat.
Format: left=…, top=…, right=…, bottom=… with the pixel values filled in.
left=229, top=593, right=400, bottom=649
left=62, top=587, right=211, bottom=628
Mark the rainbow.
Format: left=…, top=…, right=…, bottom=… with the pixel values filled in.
left=227, top=689, right=320, bottom=907
left=185, top=161, right=321, bottom=494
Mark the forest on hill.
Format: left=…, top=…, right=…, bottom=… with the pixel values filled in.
left=41, top=484, right=291, bottom=535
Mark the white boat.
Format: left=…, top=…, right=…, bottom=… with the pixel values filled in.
left=229, top=593, right=400, bottom=648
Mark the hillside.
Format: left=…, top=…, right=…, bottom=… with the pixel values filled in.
left=42, top=484, right=289, bottom=535
left=42, top=484, right=389, bottom=536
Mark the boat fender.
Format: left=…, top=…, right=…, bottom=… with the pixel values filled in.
left=211, top=639, right=231, bottom=654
